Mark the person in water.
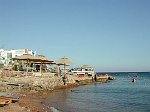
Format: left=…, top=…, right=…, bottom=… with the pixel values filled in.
left=132, top=78, right=136, bottom=82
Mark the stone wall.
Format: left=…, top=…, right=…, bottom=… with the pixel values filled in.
left=0, top=72, right=114, bottom=92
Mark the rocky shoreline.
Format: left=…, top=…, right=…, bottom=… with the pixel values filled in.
left=0, top=72, right=113, bottom=112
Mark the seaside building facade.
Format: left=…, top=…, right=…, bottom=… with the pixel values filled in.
left=69, top=66, right=95, bottom=77
left=0, top=49, right=36, bottom=66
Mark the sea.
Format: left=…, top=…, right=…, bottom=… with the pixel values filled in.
left=44, top=72, right=150, bottom=112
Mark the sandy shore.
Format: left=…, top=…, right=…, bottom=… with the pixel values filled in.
left=0, top=91, right=47, bottom=112
left=0, top=83, right=80, bottom=112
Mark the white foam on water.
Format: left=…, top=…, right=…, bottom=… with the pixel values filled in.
left=50, top=107, right=61, bottom=112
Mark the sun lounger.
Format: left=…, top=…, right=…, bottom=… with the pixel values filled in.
left=0, top=96, right=19, bottom=103
left=0, top=99, right=11, bottom=107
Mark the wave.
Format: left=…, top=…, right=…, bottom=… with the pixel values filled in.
left=50, top=107, right=61, bottom=112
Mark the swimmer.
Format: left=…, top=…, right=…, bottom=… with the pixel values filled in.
left=132, top=78, right=136, bottom=82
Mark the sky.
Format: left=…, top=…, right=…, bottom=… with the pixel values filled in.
left=0, top=0, right=150, bottom=72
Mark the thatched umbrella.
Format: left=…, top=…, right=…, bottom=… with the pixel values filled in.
left=81, top=65, right=92, bottom=69
left=34, top=55, right=54, bottom=73
left=34, top=55, right=53, bottom=62
left=57, top=56, right=73, bottom=76
left=12, top=54, right=34, bottom=60
left=12, top=54, right=35, bottom=72
left=57, top=56, right=73, bottom=65
left=12, top=54, right=54, bottom=73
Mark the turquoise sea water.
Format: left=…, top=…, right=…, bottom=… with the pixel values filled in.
left=45, top=72, right=150, bottom=112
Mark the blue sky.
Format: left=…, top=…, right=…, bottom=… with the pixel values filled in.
left=0, top=0, right=150, bottom=72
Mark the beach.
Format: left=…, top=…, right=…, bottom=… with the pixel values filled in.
left=0, top=71, right=111, bottom=112
left=0, top=91, right=47, bottom=112
left=0, top=83, right=79, bottom=112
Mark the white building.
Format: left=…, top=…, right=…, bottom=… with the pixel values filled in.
left=0, top=49, right=36, bottom=66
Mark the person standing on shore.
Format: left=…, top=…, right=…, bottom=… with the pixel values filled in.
left=94, top=74, right=97, bottom=81
left=62, top=75, right=67, bottom=85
